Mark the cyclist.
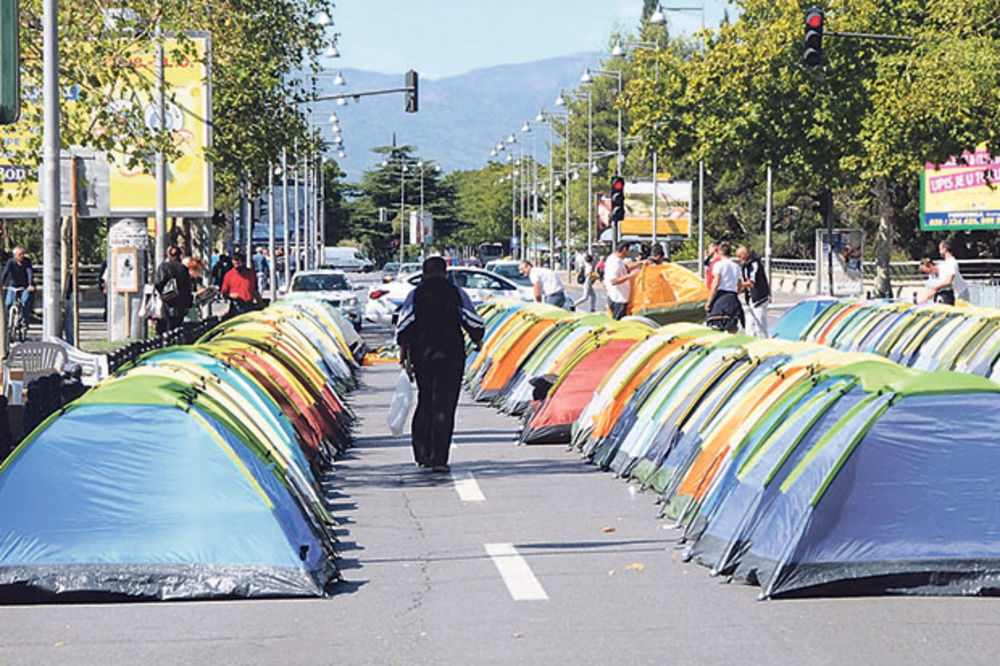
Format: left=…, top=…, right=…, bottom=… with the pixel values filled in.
left=2, top=247, right=36, bottom=325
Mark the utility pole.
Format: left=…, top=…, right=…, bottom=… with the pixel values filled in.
left=41, top=0, right=59, bottom=339
left=154, top=22, right=167, bottom=268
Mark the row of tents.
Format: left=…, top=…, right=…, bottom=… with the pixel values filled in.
left=468, top=300, right=1000, bottom=598
left=774, top=298, right=1000, bottom=381
left=0, top=299, right=364, bottom=602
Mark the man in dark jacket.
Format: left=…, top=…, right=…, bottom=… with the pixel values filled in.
left=154, top=245, right=193, bottom=335
left=396, top=257, right=484, bottom=472
left=2, top=247, right=36, bottom=324
left=737, top=245, right=771, bottom=337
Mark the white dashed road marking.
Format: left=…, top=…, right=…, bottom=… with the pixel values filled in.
left=453, top=471, right=486, bottom=502
left=484, top=543, right=549, bottom=601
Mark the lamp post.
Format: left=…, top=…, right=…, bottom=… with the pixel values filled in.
left=383, top=155, right=423, bottom=263
left=581, top=67, right=624, bottom=246
left=281, top=148, right=290, bottom=290
left=612, top=36, right=663, bottom=246
left=556, top=88, right=594, bottom=254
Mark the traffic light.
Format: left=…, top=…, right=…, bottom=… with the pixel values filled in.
left=803, top=7, right=824, bottom=67
left=610, top=176, right=625, bottom=223
left=405, top=70, right=418, bottom=113
left=0, top=0, right=19, bottom=125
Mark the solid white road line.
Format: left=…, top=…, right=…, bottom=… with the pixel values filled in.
left=484, top=543, right=549, bottom=601
left=454, top=472, right=485, bottom=502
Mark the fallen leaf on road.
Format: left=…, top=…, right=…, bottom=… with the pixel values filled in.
left=625, top=562, right=645, bottom=572
left=601, top=526, right=616, bottom=533
left=608, top=569, right=616, bottom=576
left=513, top=632, right=524, bottom=639
left=54, top=642, right=64, bottom=647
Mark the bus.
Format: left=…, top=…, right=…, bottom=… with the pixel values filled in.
left=477, top=242, right=504, bottom=265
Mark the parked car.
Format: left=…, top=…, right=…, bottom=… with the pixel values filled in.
left=381, top=262, right=401, bottom=283
left=365, top=267, right=533, bottom=327
left=485, top=259, right=531, bottom=287
left=284, top=269, right=365, bottom=331
left=397, top=262, right=422, bottom=277
left=322, top=246, right=375, bottom=272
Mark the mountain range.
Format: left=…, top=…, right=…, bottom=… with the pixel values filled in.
left=311, top=53, right=603, bottom=182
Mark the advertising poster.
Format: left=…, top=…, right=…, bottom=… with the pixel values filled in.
left=113, top=247, right=139, bottom=293
left=816, top=228, right=864, bottom=297
left=620, top=180, right=692, bottom=238
left=0, top=34, right=212, bottom=218
left=921, top=146, right=1000, bottom=230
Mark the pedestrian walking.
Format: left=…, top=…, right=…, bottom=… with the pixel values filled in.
left=737, top=245, right=770, bottom=337
left=704, top=242, right=743, bottom=333
left=396, top=257, right=485, bottom=472
left=603, top=241, right=643, bottom=320
left=221, top=250, right=262, bottom=316
left=926, top=240, right=969, bottom=305
left=153, top=245, right=193, bottom=335
left=211, top=249, right=232, bottom=288
left=573, top=253, right=598, bottom=312
left=519, top=259, right=568, bottom=309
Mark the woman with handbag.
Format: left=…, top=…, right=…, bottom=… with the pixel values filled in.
left=154, top=245, right=193, bottom=335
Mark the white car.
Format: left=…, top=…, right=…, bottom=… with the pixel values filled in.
left=485, top=259, right=532, bottom=288
left=365, top=267, right=534, bottom=327
left=284, top=269, right=365, bottom=331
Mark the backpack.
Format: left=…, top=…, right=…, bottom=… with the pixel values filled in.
left=576, top=267, right=585, bottom=284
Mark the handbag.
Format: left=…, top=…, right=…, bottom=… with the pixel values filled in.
left=141, top=285, right=164, bottom=319
left=387, top=370, right=415, bottom=436
left=161, top=277, right=180, bottom=304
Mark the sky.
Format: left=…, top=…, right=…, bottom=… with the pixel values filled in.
left=326, top=1, right=732, bottom=80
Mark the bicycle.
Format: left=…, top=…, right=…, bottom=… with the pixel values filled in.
left=6, top=287, right=29, bottom=343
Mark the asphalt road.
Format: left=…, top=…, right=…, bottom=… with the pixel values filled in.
left=3, top=334, right=1000, bottom=664
left=3, top=281, right=998, bottom=664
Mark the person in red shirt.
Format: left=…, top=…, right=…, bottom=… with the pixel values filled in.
left=220, top=251, right=262, bottom=316
left=703, top=241, right=720, bottom=291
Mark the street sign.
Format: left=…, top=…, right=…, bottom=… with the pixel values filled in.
left=510, top=235, right=520, bottom=249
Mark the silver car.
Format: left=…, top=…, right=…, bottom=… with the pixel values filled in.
left=285, top=269, right=365, bottom=331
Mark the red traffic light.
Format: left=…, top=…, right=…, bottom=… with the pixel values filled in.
left=806, top=11, right=823, bottom=28
left=611, top=177, right=624, bottom=192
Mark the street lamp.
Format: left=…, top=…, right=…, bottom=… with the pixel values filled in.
left=649, top=3, right=706, bottom=31
left=560, top=88, right=594, bottom=253
left=540, top=105, right=571, bottom=277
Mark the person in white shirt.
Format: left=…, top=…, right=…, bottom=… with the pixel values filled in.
left=604, top=241, right=644, bottom=320
left=519, top=260, right=568, bottom=309
left=704, top=242, right=744, bottom=332
left=926, top=240, right=968, bottom=305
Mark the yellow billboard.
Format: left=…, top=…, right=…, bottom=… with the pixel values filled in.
left=921, top=146, right=1000, bottom=230
left=598, top=180, right=692, bottom=239
left=0, top=34, right=212, bottom=218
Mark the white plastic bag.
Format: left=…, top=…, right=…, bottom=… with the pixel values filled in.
left=388, top=369, right=415, bottom=436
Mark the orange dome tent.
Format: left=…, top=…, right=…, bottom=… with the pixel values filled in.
left=626, top=263, right=710, bottom=324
